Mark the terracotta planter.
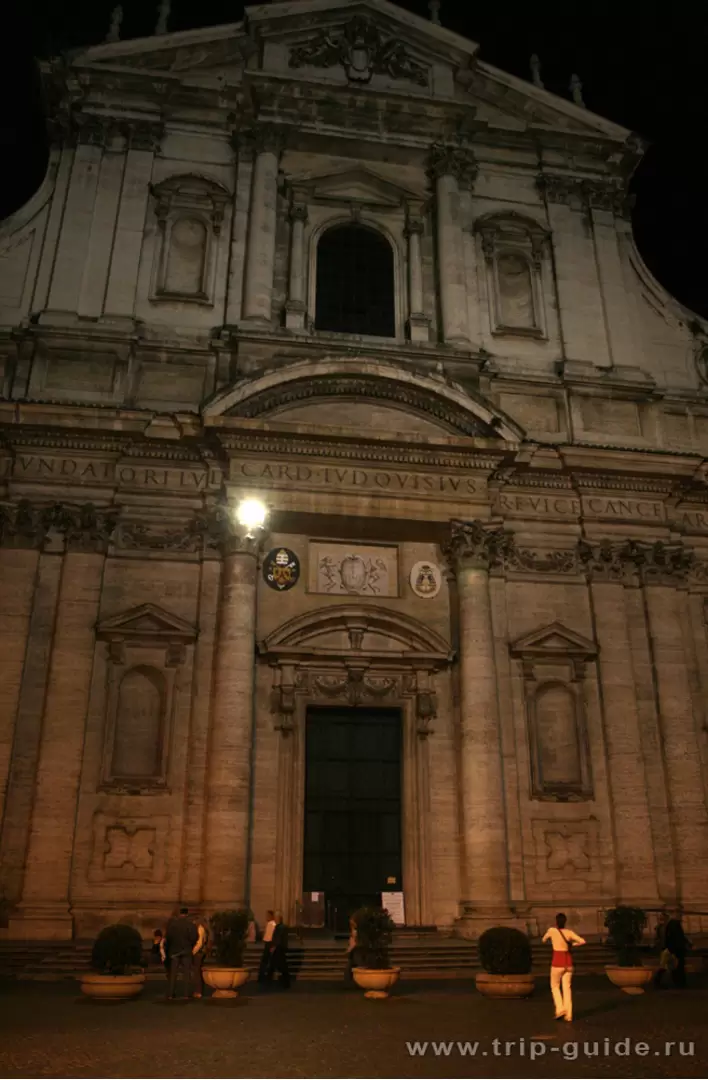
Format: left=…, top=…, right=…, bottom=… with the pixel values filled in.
left=605, top=965, right=653, bottom=994
left=202, top=967, right=249, bottom=999
left=79, top=973, right=146, bottom=1001
left=352, top=967, right=401, bottom=999
left=475, top=973, right=535, bottom=999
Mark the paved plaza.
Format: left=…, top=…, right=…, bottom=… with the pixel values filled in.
left=0, top=976, right=705, bottom=1079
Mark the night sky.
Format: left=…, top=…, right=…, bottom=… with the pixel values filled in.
left=2, top=1, right=707, bottom=318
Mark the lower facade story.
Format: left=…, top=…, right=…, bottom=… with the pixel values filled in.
left=2, top=448, right=708, bottom=942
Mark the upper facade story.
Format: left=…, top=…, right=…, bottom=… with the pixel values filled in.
left=1, top=0, right=708, bottom=457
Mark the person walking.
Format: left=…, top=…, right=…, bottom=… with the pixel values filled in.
left=165, top=907, right=198, bottom=1000
left=542, top=913, right=586, bottom=1022
left=258, top=910, right=276, bottom=984
left=665, top=910, right=690, bottom=989
left=345, top=916, right=359, bottom=983
left=270, top=910, right=291, bottom=990
left=191, top=914, right=210, bottom=999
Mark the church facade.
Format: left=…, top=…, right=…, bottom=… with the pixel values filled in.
left=2, top=0, right=708, bottom=942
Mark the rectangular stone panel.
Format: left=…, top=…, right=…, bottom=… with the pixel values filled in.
left=307, top=541, right=399, bottom=597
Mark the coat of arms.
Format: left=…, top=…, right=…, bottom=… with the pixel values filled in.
left=319, top=552, right=386, bottom=594
left=409, top=560, right=442, bottom=599
left=263, top=547, right=300, bottom=591
left=289, top=16, right=428, bottom=87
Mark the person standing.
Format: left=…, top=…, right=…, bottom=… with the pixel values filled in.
left=258, top=910, right=276, bottom=984
left=270, top=910, right=291, bottom=990
left=665, top=910, right=690, bottom=988
left=191, top=914, right=210, bottom=999
left=542, top=913, right=586, bottom=1022
left=165, top=907, right=198, bottom=1000
left=345, top=917, right=359, bottom=983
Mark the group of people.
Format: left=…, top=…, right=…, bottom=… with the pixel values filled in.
left=542, top=908, right=693, bottom=1024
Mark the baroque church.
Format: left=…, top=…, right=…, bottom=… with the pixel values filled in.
left=1, top=0, right=708, bottom=942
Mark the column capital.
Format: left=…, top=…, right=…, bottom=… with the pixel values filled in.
left=404, top=215, right=425, bottom=237
left=443, top=518, right=514, bottom=574
left=0, top=501, right=51, bottom=550
left=232, top=121, right=287, bottom=157
left=288, top=202, right=309, bottom=224
left=197, top=504, right=265, bottom=559
left=427, top=143, right=478, bottom=187
left=578, top=536, right=696, bottom=586
left=52, top=503, right=119, bottom=554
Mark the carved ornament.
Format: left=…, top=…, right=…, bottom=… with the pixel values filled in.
left=0, top=500, right=118, bottom=553
left=536, top=173, right=632, bottom=218
left=113, top=520, right=204, bottom=554
left=427, top=143, right=478, bottom=187
left=288, top=16, right=429, bottom=87
left=443, top=519, right=515, bottom=573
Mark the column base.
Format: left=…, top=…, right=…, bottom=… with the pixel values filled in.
left=284, top=300, right=307, bottom=331
left=407, top=313, right=431, bottom=343
left=9, top=904, right=74, bottom=941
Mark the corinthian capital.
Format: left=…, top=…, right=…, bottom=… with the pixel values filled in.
left=443, top=519, right=514, bottom=573
left=0, top=500, right=52, bottom=550
left=52, top=503, right=119, bottom=554
left=195, top=504, right=264, bottom=558
left=427, top=143, right=478, bottom=187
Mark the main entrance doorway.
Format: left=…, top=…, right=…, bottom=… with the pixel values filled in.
left=303, top=706, right=402, bottom=933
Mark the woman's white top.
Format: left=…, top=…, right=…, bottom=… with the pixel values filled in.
left=542, top=927, right=586, bottom=951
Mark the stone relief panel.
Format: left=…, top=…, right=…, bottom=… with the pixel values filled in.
left=88, top=813, right=170, bottom=883
left=531, top=819, right=602, bottom=891
left=308, top=541, right=399, bottom=597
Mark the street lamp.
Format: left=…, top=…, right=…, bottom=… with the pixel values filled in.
left=235, top=496, right=268, bottom=537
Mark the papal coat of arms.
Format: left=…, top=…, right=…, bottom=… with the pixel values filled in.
left=288, top=16, right=429, bottom=87
left=263, top=547, right=300, bottom=592
left=319, top=552, right=386, bottom=594
left=409, top=560, right=442, bottom=599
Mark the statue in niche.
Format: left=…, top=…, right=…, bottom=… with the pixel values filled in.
left=497, top=251, right=536, bottom=329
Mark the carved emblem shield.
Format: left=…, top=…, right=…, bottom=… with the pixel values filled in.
left=409, top=560, right=442, bottom=599
left=263, top=547, right=300, bottom=592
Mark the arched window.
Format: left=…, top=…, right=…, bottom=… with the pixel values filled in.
left=315, top=224, right=395, bottom=337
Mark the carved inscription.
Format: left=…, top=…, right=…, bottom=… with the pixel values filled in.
left=233, top=459, right=478, bottom=496
left=580, top=496, right=664, bottom=521
left=500, top=494, right=580, bottom=517
left=13, top=455, right=223, bottom=491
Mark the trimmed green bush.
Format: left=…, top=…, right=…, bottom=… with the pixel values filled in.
left=209, top=909, right=251, bottom=967
left=479, top=927, right=532, bottom=975
left=352, top=906, right=395, bottom=970
left=90, top=924, right=143, bottom=975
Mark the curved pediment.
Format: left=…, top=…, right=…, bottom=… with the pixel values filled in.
left=261, top=603, right=452, bottom=662
left=203, top=358, right=522, bottom=441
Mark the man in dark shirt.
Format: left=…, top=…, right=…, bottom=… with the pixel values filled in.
left=165, top=907, right=198, bottom=1000
left=269, top=910, right=291, bottom=990
left=664, top=911, right=690, bottom=989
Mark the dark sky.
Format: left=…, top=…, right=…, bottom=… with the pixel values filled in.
left=3, top=0, right=708, bottom=318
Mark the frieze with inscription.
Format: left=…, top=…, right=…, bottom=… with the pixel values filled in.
left=232, top=459, right=478, bottom=497
left=12, top=454, right=223, bottom=492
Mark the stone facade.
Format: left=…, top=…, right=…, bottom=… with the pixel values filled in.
left=1, top=0, right=708, bottom=940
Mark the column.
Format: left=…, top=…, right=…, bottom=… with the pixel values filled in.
left=428, top=144, right=475, bottom=346
left=586, top=567, right=660, bottom=902
left=404, top=207, right=430, bottom=343
left=11, top=506, right=115, bottom=939
left=643, top=579, right=708, bottom=903
left=284, top=201, right=308, bottom=331
left=445, top=521, right=510, bottom=924
left=202, top=530, right=260, bottom=907
left=103, top=121, right=162, bottom=320
left=241, top=125, right=283, bottom=323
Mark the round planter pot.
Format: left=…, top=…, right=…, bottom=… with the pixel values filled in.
left=352, top=967, right=401, bottom=999
left=605, top=965, right=653, bottom=994
left=202, top=967, right=249, bottom=999
left=475, top=973, right=536, bottom=999
left=79, top=973, right=146, bottom=1002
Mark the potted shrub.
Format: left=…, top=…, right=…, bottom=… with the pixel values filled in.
left=351, top=906, right=400, bottom=999
left=80, top=924, right=146, bottom=1001
left=604, top=906, right=652, bottom=993
left=203, top=909, right=251, bottom=999
left=476, top=927, right=535, bottom=998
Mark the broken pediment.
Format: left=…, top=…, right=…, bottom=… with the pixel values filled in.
left=510, top=622, right=598, bottom=661
left=291, top=166, right=423, bottom=209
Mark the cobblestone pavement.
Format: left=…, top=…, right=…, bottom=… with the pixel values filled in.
left=0, top=976, right=705, bottom=1079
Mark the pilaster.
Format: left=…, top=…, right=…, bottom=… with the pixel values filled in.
left=428, top=144, right=477, bottom=347
left=239, top=124, right=285, bottom=325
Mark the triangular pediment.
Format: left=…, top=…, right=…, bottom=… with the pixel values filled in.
left=293, top=166, right=423, bottom=208
left=510, top=622, right=597, bottom=659
left=96, top=603, right=197, bottom=642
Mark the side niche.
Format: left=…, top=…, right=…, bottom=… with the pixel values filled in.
left=95, top=603, right=197, bottom=792
left=474, top=212, right=549, bottom=339
left=148, top=174, right=230, bottom=305
left=510, top=622, right=597, bottom=801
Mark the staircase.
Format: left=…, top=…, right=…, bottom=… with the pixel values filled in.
left=0, top=933, right=653, bottom=982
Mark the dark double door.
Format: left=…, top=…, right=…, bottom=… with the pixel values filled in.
left=303, top=707, right=402, bottom=933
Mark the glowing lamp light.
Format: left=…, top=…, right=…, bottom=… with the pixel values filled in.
left=236, top=497, right=268, bottom=536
